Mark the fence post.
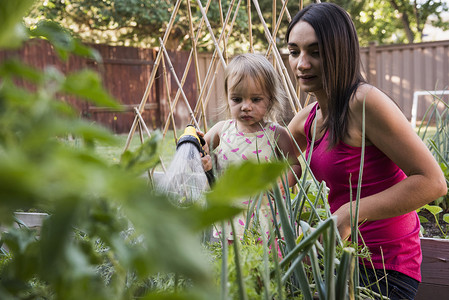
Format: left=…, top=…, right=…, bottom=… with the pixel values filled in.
left=368, top=41, right=377, bottom=86
left=155, top=48, right=169, bottom=129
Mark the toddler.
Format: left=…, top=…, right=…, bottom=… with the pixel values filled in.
left=203, top=53, right=302, bottom=242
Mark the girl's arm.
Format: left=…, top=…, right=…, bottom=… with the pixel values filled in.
left=334, top=85, right=447, bottom=239
left=204, top=121, right=225, bottom=151
left=276, top=126, right=303, bottom=187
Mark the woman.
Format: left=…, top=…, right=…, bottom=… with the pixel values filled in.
left=286, top=3, right=446, bottom=299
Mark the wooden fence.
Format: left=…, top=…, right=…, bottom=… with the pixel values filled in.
left=1, top=39, right=448, bottom=133
left=360, top=41, right=449, bottom=122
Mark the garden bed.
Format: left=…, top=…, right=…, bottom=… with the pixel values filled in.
left=416, top=237, right=449, bottom=299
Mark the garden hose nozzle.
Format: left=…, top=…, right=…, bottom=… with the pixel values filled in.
left=176, top=125, right=205, bottom=155
left=176, top=125, right=215, bottom=186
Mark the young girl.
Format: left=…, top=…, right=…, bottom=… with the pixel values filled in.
left=203, top=53, right=302, bottom=242
left=286, top=3, right=446, bottom=299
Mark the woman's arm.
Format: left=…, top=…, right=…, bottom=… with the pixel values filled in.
left=334, top=85, right=447, bottom=239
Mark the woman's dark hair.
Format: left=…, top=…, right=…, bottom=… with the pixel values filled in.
left=286, top=2, right=366, bottom=148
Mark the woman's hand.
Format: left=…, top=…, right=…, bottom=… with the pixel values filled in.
left=333, top=202, right=352, bottom=240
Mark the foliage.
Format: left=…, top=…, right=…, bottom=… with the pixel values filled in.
left=0, top=5, right=300, bottom=297
left=335, top=0, right=449, bottom=45
left=27, top=0, right=449, bottom=52
left=418, top=92, right=449, bottom=213
left=207, top=231, right=281, bottom=300
left=0, top=1, right=254, bottom=298
left=418, top=204, right=449, bottom=238
left=1, top=1, right=410, bottom=299
left=27, top=0, right=248, bottom=51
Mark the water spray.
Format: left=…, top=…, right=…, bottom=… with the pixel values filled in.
left=157, top=125, right=214, bottom=206
left=176, top=125, right=215, bottom=186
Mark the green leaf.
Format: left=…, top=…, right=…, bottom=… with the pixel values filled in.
left=0, top=59, right=43, bottom=83
left=424, top=204, right=443, bottom=216
left=120, top=133, right=161, bottom=173
left=0, top=0, right=33, bottom=49
left=443, top=214, right=449, bottom=224
left=192, top=205, right=243, bottom=229
left=419, top=216, right=429, bottom=223
left=207, top=161, right=287, bottom=204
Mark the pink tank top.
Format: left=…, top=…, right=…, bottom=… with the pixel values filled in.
left=304, top=103, right=422, bottom=281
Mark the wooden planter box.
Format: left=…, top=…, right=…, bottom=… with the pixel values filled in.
left=415, top=237, right=449, bottom=299
left=14, top=212, right=48, bottom=230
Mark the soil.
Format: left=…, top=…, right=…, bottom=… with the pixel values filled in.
left=418, top=209, right=448, bottom=238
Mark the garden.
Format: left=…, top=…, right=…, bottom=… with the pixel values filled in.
left=1, top=1, right=449, bottom=300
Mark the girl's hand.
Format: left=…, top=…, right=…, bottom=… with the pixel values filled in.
left=201, top=154, right=212, bottom=172
left=196, top=129, right=210, bottom=155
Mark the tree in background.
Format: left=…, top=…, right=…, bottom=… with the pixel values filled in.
left=27, top=0, right=250, bottom=51
left=27, top=0, right=449, bottom=50
left=336, top=0, right=449, bottom=45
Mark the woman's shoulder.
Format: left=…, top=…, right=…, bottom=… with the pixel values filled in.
left=352, top=84, right=389, bottom=106
left=349, top=83, right=408, bottom=139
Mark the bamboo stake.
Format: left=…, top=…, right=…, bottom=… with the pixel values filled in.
left=193, top=0, right=243, bottom=124
left=280, top=0, right=292, bottom=22
left=196, top=0, right=245, bottom=125
left=195, top=3, right=242, bottom=125
left=184, top=0, right=225, bottom=130
left=159, top=38, right=200, bottom=129
left=219, top=0, right=228, bottom=63
left=266, top=0, right=289, bottom=58
left=123, top=0, right=183, bottom=152
left=272, top=0, right=276, bottom=66
left=296, top=76, right=301, bottom=103
left=247, top=0, right=253, bottom=52
left=133, top=107, right=166, bottom=173
left=304, top=93, right=312, bottom=107
left=161, top=53, right=178, bottom=141
left=161, top=0, right=213, bottom=136
left=197, top=66, right=221, bottom=123
left=195, top=0, right=227, bottom=69
left=134, top=108, right=152, bottom=139
left=187, top=0, right=207, bottom=132
left=191, top=0, right=240, bottom=123
left=252, top=0, right=302, bottom=111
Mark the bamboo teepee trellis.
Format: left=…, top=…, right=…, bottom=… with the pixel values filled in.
left=123, top=0, right=316, bottom=175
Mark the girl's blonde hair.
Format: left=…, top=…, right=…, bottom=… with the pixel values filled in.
left=223, top=53, right=289, bottom=123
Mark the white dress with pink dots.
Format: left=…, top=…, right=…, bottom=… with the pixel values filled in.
left=212, top=119, right=279, bottom=241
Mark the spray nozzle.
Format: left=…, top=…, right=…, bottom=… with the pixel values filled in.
left=176, top=125, right=214, bottom=186
left=176, top=125, right=205, bottom=155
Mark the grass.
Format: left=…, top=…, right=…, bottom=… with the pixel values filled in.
left=95, top=131, right=177, bottom=170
